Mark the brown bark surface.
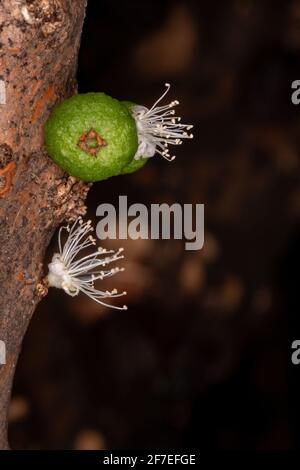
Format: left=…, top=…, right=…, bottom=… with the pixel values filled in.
left=0, top=0, right=88, bottom=449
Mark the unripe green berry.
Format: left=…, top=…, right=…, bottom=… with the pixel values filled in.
left=120, top=101, right=148, bottom=175
left=120, top=156, right=148, bottom=175
left=44, top=93, right=138, bottom=182
left=44, top=84, right=193, bottom=182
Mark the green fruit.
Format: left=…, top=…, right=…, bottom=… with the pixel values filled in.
left=120, top=156, right=148, bottom=174
left=120, top=100, right=148, bottom=175
left=44, top=93, right=138, bottom=182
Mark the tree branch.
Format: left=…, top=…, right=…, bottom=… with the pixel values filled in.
left=0, top=0, right=88, bottom=449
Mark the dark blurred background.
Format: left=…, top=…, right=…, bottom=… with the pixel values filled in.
left=8, top=0, right=300, bottom=449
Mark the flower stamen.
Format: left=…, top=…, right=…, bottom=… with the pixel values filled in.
left=47, top=217, right=127, bottom=310
left=131, top=83, right=193, bottom=162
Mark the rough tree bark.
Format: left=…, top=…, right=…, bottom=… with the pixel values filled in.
left=0, top=0, right=88, bottom=449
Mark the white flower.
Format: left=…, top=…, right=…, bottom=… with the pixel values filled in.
left=131, top=83, right=194, bottom=162
left=47, top=218, right=127, bottom=310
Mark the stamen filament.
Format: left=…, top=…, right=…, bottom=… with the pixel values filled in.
left=131, top=83, right=193, bottom=161
left=47, top=218, right=127, bottom=310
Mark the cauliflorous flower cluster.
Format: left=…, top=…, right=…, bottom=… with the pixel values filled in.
left=47, top=218, right=127, bottom=310
left=132, top=83, right=194, bottom=161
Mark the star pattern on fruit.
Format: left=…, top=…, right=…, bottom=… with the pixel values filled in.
left=77, top=128, right=107, bottom=157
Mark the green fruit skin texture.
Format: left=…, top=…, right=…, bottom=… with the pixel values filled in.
left=44, top=93, right=138, bottom=182
left=121, top=156, right=148, bottom=175
left=120, top=101, right=148, bottom=175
